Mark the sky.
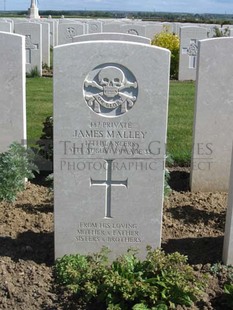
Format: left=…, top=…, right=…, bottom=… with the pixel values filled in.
left=3, top=0, right=233, bottom=14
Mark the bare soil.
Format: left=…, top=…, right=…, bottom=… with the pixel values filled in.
left=0, top=168, right=232, bottom=309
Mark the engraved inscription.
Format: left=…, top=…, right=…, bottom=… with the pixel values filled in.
left=84, top=63, right=138, bottom=117
left=76, top=222, right=142, bottom=243
left=58, top=118, right=165, bottom=157
left=90, top=159, right=128, bottom=218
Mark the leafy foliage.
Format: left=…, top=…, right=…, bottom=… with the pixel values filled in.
left=224, top=283, right=233, bottom=307
left=210, top=263, right=233, bottom=308
left=36, top=116, right=53, bottom=165
left=152, top=30, right=180, bottom=79
left=164, top=169, right=171, bottom=198
left=164, top=154, right=173, bottom=198
left=26, top=66, right=40, bottom=78
left=0, top=142, right=38, bottom=201
left=55, top=247, right=206, bottom=309
left=212, top=26, right=230, bottom=37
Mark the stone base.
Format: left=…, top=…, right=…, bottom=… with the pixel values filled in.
left=28, top=8, right=40, bottom=19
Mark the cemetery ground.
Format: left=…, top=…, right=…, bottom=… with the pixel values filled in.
left=0, top=170, right=230, bottom=309
left=0, top=78, right=232, bottom=309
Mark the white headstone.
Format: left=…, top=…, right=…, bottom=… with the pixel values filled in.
left=145, top=23, right=164, bottom=39
left=0, top=32, right=26, bottom=153
left=72, top=33, right=151, bottom=44
left=120, top=24, right=146, bottom=37
left=30, top=21, right=50, bottom=67
left=204, top=24, right=219, bottom=38
left=14, top=22, right=42, bottom=76
left=172, top=23, right=182, bottom=35
left=54, top=41, right=170, bottom=259
left=0, top=21, right=12, bottom=32
left=39, top=22, right=50, bottom=67
left=46, top=19, right=56, bottom=47
left=223, top=145, right=233, bottom=265
left=103, top=22, right=122, bottom=33
left=178, top=26, right=207, bottom=81
left=191, top=37, right=233, bottom=192
left=86, top=21, right=103, bottom=34
left=58, top=23, right=85, bottom=45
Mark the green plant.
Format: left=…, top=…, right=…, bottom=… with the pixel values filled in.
left=210, top=263, right=233, bottom=282
left=152, top=31, right=180, bottom=79
left=36, top=116, right=53, bottom=162
left=26, top=66, right=40, bottom=78
left=164, top=154, right=173, bottom=198
left=42, top=62, right=49, bottom=70
left=0, top=142, right=38, bottom=201
left=33, top=115, right=53, bottom=172
left=55, top=247, right=206, bottom=309
left=42, top=62, right=53, bottom=76
left=224, top=283, right=233, bottom=307
left=56, top=246, right=111, bottom=305
left=45, top=173, right=53, bottom=191
left=213, top=26, right=230, bottom=37
left=50, top=47, right=53, bottom=70
left=164, top=168, right=171, bottom=198
left=210, top=263, right=233, bottom=308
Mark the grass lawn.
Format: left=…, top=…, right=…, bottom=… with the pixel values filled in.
left=26, top=77, right=195, bottom=166
left=167, top=80, right=195, bottom=165
left=26, top=77, right=53, bottom=145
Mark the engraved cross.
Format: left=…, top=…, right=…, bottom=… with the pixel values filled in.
left=182, top=39, right=198, bottom=69
left=25, top=35, right=38, bottom=64
left=90, top=160, right=128, bottom=219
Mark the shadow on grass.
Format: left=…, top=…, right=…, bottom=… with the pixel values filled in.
left=0, top=231, right=54, bottom=266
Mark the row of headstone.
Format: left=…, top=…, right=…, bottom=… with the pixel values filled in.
left=0, top=18, right=51, bottom=75
left=15, top=22, right=43, bottom=76
left=2, top=19, right=233, bottom=265
left=2, top=16, right=233, bottom=80
left=3, top=17, right=233, bottom=41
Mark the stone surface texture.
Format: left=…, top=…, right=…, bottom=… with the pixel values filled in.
left=54, top=41, right=170, bottom=259
left=191, top=37, right=233, bottom=191
left=0, top=31, right=26, bottom=153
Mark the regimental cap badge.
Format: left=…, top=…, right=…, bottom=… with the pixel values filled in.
left=84, top=63, right=138, bottom=118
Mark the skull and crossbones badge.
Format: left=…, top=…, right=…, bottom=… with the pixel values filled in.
left=83, top=64, right=138, bottom=117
